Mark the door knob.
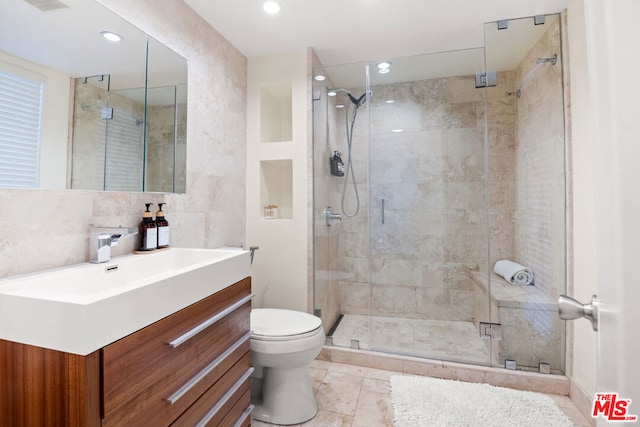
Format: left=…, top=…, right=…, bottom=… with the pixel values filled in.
left=558, top=294, right=598, bottom=331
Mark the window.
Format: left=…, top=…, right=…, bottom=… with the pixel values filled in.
left=0, top=69, right=43, bottom=188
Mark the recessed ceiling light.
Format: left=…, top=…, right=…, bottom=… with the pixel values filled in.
left=378, top=68, right=390, bottom=74
left=263, top=1, right=281, bottom=14
left=314, top=75, right=326, bottom=81
left=386, top=99, right=395, bottom=104
left=327, top=90, right=337, bottom=96
left=101, top=31, right=122, bottom=42
left=377, top=61, right=392, bottom=69
left=391, top=129, right=404, bottom=133
left=336, top=104, right=345, bottom=108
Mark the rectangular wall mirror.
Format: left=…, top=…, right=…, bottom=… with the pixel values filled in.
left=0, top=0, right=187, bottom=193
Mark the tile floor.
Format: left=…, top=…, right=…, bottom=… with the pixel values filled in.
left=251, top=359, right=593, bottom=427
left=331, top=314, right=491, bottom=364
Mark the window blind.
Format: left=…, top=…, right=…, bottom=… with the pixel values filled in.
left=0, top=70, right=43, bottom=188
left=95, top=107, right=144, bottom=191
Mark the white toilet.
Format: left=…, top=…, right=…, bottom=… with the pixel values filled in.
left=250, top=308, right=325, bottom=425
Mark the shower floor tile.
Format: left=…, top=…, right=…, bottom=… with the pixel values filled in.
left=331, top=314, right=492, bottom=364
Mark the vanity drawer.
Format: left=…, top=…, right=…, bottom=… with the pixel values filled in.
left=171, top=352, right=252, bottom=427
left=102, top=278, right=251, bottom=427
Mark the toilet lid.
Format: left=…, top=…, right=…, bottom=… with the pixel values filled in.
left=251, top=308, right=322, bottom=337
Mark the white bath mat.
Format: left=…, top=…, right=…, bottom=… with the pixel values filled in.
left=390, top=375, right=572, bottom=427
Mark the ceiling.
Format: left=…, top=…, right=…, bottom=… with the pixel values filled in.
left=184, top=0, right=569, bottom=67
left=1, top=0, right=569, bottom=92
left=1, top=0, right=186, bottom=88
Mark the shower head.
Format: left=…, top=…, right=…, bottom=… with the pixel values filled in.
left=349, top=92, right=368, bottom=107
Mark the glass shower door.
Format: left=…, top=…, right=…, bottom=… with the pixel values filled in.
left=366, top=49, right=494, bottom=365
left=484, top=14, right=567, bottom=374
left=312, top=61, right=372, bottom=351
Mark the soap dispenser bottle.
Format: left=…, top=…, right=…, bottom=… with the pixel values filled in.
left=139, top=203, right=157, bottom=251
left=155, top=203, right=170, bottom=249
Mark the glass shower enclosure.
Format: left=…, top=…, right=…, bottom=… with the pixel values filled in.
left=313, top=13, right=567, bottom=373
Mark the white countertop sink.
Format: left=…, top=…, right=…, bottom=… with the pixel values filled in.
left=0, top=248, right=251, bottom=355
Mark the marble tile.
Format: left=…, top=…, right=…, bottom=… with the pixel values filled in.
left=297, top=410, right=353, bottom=427
left=352, top=389, right=394, bottom=427
left=362, top=377, right=391, bottom=394
left=244, top=355, right=588, bottom=427
left=316, top=370, right=364, bottom=416
left=331, top=314, right=490, bottom=364
left=317, top=347, right=405, bottom=373
left=484, top=368, right=570, bottom=395
left=548, top=395, right=593, bottom=426
left=309, top=366, right=328, bottom=394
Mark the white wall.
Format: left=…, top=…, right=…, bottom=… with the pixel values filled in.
left=583, top=0, right=640, bottom=408
left=246, top=50, right=310, bottom=312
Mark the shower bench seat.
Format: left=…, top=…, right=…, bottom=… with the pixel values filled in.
left=471, top=271, right=563, bottom=372
left=471, top=271, right=558, bottom=310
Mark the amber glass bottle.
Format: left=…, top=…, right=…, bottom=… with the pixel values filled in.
left=155, top=203, right=170, bottom=249
left=139, top=203, right=157, bottom=251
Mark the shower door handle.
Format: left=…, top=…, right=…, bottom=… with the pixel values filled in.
left=558, top=294, right=598, bottom=331
left=380, top=198, right=385, bottom=225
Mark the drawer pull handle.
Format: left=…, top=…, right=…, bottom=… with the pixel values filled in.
left=233, top=404, right=254, bottom=427
left=166, top=331, right=252, bottom=404
left=168, top=294, right=253, bottom=348
left=195, top=367, right=254, bottom=427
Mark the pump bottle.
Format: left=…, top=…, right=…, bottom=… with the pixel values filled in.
left=155, top=203, right=170, bottom=249
left=138, top=203, right=157, bottom=251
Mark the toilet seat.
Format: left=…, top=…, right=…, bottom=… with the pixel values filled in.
left=251, top=308, right=323, bottom=341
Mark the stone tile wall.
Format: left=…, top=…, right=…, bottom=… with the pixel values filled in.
left=513, top=18, right=566, bottom=298
left=332, top=74, right=488, bottom=323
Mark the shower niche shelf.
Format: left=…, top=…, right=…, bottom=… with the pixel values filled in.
left=260, top=159, right=292, bottom=219
left=260, top=83, right=292, bottom=143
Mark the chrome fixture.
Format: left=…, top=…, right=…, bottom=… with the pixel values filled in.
left=249, top=246, right=259, bottom=264
left=558, top=294, right=599, bottom=331
left=475, top=71, right=497, bottom=88
left=534, top=15, right=546, bottom=25
left=537, top=54, right=558, bottom=65
left=90, top=226, right=138, bottom=263
left=506, top=89, right=522, bottom=98
left=479, top=322, right=503, bottom=340
left=324, top=206, right=342, bottom=226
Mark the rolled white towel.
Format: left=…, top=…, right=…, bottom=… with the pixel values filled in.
left=494, top=260, right=534, bottom=285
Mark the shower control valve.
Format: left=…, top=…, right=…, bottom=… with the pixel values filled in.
left=324, top=206, right=342, bottom=226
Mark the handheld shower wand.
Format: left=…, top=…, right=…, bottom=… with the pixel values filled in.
left=326, top=87, right=371, bottom=217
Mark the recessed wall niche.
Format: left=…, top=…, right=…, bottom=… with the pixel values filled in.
left=260, top=83, right=292, bottom=143
left=260, top=159, right=293, bottom=219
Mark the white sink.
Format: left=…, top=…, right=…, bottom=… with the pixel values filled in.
left=0, top=248, right=251, bottom=355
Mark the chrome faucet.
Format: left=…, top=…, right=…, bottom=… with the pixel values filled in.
left=324, top=206, right=342, bottom=226
left=90, top=226, right=138, bottom=263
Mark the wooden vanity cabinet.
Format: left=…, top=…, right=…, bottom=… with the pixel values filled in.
left=0, top=342, right=102, bottom=427
left=0, top=277, right=253, bottom=427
